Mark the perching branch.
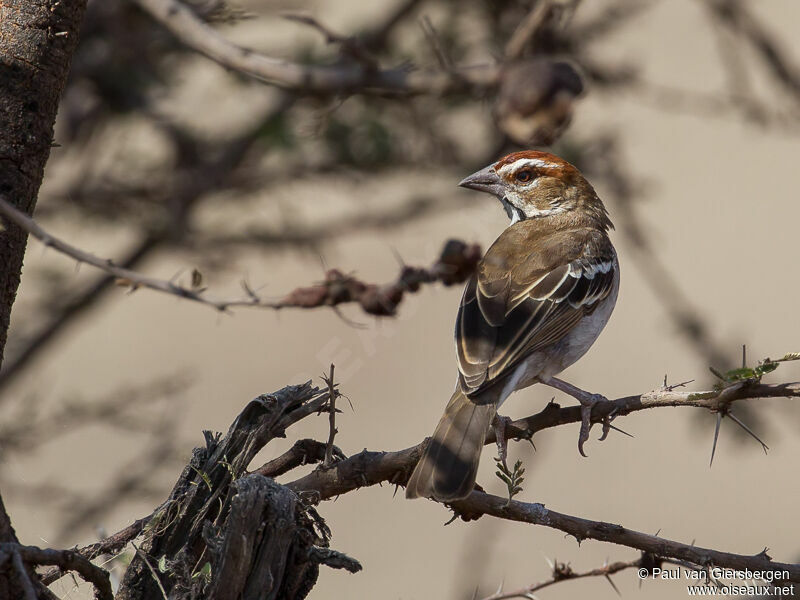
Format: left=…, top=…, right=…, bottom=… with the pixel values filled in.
left=286, top=378, right=800, bottom=502
left=0, top=196, right=480, bottom=317
left=46, top=375, right=800, bottom=596
left=283, top=378, right=800, bottom=580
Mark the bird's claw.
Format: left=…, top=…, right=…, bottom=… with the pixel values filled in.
left=577, top=393, right=607, bottom=457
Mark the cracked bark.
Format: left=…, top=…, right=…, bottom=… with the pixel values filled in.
left=0, top=0, right=87, bottom=368
left=115, top=384, right=350, bottom=600
left=0, top=1, right=88, bottom=598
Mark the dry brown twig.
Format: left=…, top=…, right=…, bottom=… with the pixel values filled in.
left=0, top=196, right=481, bottom=317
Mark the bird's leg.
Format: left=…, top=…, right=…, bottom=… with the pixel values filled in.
left=539, top=376, right=608, bottom=457
left=492, top=414, right=514, bottom=470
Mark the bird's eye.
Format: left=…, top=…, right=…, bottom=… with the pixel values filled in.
left=515, top=170, right=532, bottom=183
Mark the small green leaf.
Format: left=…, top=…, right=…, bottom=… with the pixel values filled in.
left=494, top=458, right=526, bottom=505
left=754, top=362, right=779, bottom=377
left=724, top=367, right=756, bottom=381
left=158, top=556, right=168, bottom=573
left=192, top=562, right=212, bottom=583
left=189, top=466, right=213, bottom=491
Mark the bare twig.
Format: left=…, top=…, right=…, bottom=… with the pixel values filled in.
left=282, top=13, right=377, bottom=69
left=0, top=197, right=479, bottom=317
left=0, top=543, right=113, bottom=600
left=323, top=364, right=338, bottom=468
left=133, top=0, right=501, bottom=95
left=251, top=439, right=345, bottom=478
left=480, top=558, right=641, bottom=600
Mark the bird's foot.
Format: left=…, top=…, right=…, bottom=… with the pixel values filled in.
left=538, top=376, right=615, bottom=457
left=577, top=392, right=607, bottom=457
left=492, top=414, right=514, bottom=471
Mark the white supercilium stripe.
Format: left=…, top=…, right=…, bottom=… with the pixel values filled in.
left=497, top=158, right=561, bottom=177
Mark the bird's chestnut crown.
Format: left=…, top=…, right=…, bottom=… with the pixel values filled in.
left=459, top=150, right=611, bottom=230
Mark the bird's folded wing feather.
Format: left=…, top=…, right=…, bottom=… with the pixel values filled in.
left=456, top=226, right=616, bottom=395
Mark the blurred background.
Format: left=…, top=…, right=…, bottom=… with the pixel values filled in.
left=1, top=0, right=799, bottom=597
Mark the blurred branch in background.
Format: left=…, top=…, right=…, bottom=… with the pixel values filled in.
left=133, top=0, right=503, bottom=96
left=0, top=198, right=481, bottom=318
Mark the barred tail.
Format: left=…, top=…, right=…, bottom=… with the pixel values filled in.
left=406, top=389, right=496, bottom=502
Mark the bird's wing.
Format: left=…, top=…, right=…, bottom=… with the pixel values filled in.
left=456, top=225, right=616, bottom=395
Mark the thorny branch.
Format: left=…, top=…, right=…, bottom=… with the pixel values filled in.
left=480, top=557, right=641, bottom=600
left=281, top=378, right=800, bottom=581
left=323, top=364, right=338, bottom=468
left=53, top=377, right=800, bottom=593
left=0, top=197, right=481, bottom=317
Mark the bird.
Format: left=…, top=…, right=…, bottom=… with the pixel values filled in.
left=405, top=150, right=619, bottom=502
left=494, top=59, right=584, bottom=147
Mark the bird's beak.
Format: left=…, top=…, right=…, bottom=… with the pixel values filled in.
left=458, top=165, right=504, bottom=197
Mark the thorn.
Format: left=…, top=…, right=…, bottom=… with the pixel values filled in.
left=709, top=412, right=723, bottom=467
left=727, top=411, right=769, bottom=454
left=663, top=374, right=668, bottom=387
left=605, top=574, right=621, bottom=596
left=666, top=378, right=694, bottom=391
left=742, top=344, right=747, bottom=369
left=709, top=366, right=727, bottom=381
left=542, top=553, right=555, bottom=570
left=654, top=528, right=661, bottom=537
left=390, top=246, right=406, bottom=268
left=605, top=422, right=634, bottom=439
left=443, top=514, right=458, bottom=526
left=341, top=392, right=355, bottom=412
left=495, top=578, right=505, bottom=595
